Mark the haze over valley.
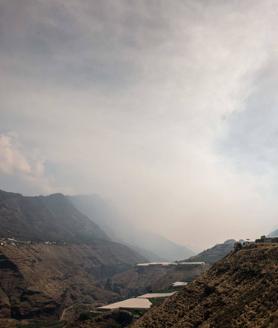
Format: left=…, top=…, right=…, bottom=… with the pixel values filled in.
left=2, top=0, right=278, bottom=250
left=1, top=1, right=278, bottom=327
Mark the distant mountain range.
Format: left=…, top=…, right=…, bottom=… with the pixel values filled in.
left=69, top=194, right=195, bottom=261
left=0, top=188, right=195, bottom=324
left=184, top=239, right=236, bottom=265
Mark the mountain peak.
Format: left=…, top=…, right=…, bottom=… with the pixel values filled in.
left=0, top=189, right=109, bottom=243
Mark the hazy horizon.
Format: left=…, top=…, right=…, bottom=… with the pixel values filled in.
left=1, top=1, right=278, bottom=250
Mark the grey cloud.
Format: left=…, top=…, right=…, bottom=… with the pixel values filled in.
left=1, top=0, right=278, bottom=249
left=220, top=58, right=278, bottom=174
left=0, top=0, right=171, bottom=89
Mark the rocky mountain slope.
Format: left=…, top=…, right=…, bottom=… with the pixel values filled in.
left=0, top=190, right=108, bottom=243
left=133, top=243, right=278, bottom=328
left=0, top=189, right=146, bottom=323
left=185, top=239, right=236, bottom=265
left=0, top=241, right=143, bottom=321
left=70, top=195, right=194, bottom=261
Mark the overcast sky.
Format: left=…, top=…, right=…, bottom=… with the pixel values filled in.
left=1, top=0, right=278, bottom=250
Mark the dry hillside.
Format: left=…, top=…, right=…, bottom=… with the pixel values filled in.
left=184, top=239, right=236, bottom=265
left=133, top=243, right=278, bottom=328
left=110, top=263, right=206, bottom=298
left=0, top=241, right=144, bottom=321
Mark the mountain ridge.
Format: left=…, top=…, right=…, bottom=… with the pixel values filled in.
left=0, top=188, right=147, bottom=321
left=0, top=189, right=109, bottom=243
left=184, top=239, right=236, bottom=265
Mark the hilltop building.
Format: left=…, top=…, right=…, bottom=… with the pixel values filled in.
left=255, top=235, right=278, bottom=243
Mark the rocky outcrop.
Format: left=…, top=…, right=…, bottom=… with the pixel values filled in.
left=0, top=251, right=58, bottom=319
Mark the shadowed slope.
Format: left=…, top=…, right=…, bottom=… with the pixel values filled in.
left=0, top=190, right=108, bottom=243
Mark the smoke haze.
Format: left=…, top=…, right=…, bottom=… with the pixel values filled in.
left=1, top=0, right=278, bottom=249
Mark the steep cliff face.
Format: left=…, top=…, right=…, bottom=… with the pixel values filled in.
left=0, top=242, right=144, bottom=320
left=133, top=244, right=278, bottom=328
left=0, top=251, right=58, bottom=320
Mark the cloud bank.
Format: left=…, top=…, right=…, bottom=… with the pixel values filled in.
left=1, top=0, right=278, bottom=248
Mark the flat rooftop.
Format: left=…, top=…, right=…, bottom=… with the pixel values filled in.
left=172, top=281, right=188, bottom=287
left=98, top=298, right=152, bottom=310
left=136, top=262, right=173, bottom=266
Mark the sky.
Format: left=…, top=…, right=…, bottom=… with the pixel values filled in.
left=1, top=0, right=278, bottom=250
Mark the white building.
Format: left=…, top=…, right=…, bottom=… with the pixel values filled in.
left=172, top=281, right=188, bottom=287
left=98, top=298, right=152, bottom=311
